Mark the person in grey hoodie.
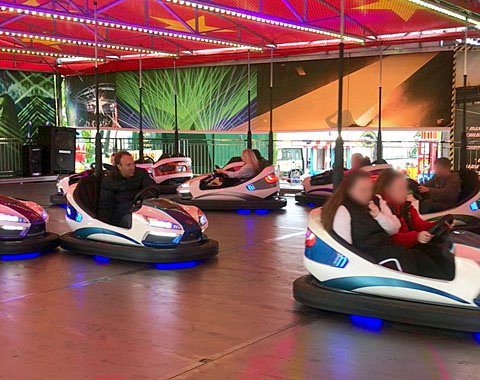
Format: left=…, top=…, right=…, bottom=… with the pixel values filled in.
left=418, top=157, right=461, bottom=213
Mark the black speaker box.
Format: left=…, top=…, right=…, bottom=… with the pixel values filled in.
left=38, top=126, right=76, bottom=174
left=22, top=145, right=42, bottom=177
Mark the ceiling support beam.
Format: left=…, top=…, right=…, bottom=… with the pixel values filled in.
left=97, top=0, right=129, bottom=14
left=156, top=0, right=197, bottom=34
left=279, top=0, right=304, bottom=22
left=314, top=0, right=376, bottom=38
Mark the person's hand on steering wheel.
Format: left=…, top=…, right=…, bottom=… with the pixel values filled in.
left=427, top=214, right=454, bottom=241
left=417, top=231, right=433, bottom=244
left=130, top=186, right=161, bottom=213
left=418, top=186, right=430, bottom=194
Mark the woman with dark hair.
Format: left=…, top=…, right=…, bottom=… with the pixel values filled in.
left=373, top=168, right=454, bottom=280
left=322, top=170, right=400, bottom=242
left=322, top=170, right=448, bottom=278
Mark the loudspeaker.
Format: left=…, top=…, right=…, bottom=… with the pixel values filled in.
left=22, top=145, right=42, bottom=177
left=38, top=126, right=76, bottom=174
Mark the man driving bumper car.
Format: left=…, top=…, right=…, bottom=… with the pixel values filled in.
left=98, top=151, right=154, bottom=227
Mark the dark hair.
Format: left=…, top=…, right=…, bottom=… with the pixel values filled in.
left=434, top=157, right=452, bottom=169
left=373, top=168, right=405, bottom=198
left=114, top=151, right=132, bottom=166
left=321, top=170, right=371, bottom=232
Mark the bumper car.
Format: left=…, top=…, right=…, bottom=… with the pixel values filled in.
left=293, top=208, right=480, bottom=332
left=50, top=162, right=115, bottom=205
left=409, top=169, right=480, bottom=233
left=175, top=160, right=287, bottom=211
left=0, top=194, right=59, bottom=260
left=136, top=154, right=193, bottom=194
left=295, top=164, right=391, bottom=207
left=59, top=174, right=219, bottom=265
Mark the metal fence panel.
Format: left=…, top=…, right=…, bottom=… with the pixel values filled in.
left=0, top=138, right=23, bottom=177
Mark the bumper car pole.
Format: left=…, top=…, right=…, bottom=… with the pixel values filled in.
left=247, top=50, right=252, bottom=149
left=94, top=2, right=102, bottom=177
left=332, top=0, right=345, bottom=189
left=460, top=29, right=468, bottom=171
left=138, top=54, right=144, bottom=163
left=174, top=59, right=180, bottom=156
left=376, top=45, right=383, bottom=163
left=268, top=48, right=274, bottom=163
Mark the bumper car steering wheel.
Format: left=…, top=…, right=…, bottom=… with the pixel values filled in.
left=428, top=214, right=454, bottom=240
left=131, top=186, right=161, bottom=212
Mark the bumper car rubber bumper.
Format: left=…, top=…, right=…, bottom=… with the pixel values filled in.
left=60, top=232, right=219, bottom=263
left=293, top=274, right=480, bottom=332
left=0, top=232, right=60, bottom=255
left=176, top=196, right=287, bottom=210
left=294, top=192, right=329, bottom=207
left=50, top=193, right=67, bottom=205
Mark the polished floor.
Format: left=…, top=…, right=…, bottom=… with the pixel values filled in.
left=1, top=182, right=479, bottom=380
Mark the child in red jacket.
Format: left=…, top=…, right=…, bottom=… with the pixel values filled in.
left=373, top=169, right=437, bottom=248
left=373, top=168, right=454, bottom=280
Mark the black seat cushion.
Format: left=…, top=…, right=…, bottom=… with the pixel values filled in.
left=311, top=170, right=334, bottom=186
left=73, top=174, right=103, bottom=218
left=225, top=156, right=242, bottom=165
left=457, top=169, right=480, bottom=205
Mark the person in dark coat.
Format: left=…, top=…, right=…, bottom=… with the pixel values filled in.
left=419, top=157, right=461, bottom=213
left=98, top=151, right=154, bottom=227
left=321, top=170, right=451, bottom=280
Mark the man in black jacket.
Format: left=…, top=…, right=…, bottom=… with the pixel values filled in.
left=418, top=157, right=461, bottom=213
left=98, top=151, right=154, bottom=226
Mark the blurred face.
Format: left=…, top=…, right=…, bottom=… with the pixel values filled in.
left=117, top=154, right=135, bottom=178
left=351, top=154, right=364, bottom=170
left=434, top=163, right=450, bottom=177
left=110, top=154, right=116, bottom=165
left=384, top=176, right=408, bottom=204
left=348, top=177, right=373, bottom=205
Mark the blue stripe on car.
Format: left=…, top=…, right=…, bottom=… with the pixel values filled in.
left=74, top=227, right=140, bottom=245
left=322, top=276, right=471, bottom=305
left=305, top=236, right=349, bottom=268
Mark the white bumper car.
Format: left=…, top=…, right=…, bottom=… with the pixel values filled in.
left=136, top=154, right=193, bottom=194
left=293, top=208, right=480, bottom=332
left=59, top=174, right=218, bottom=264
left=409, top=169, right=480, bottom=233
left=175, top=160, right=286, bottom=211
left=295, top=164, right=392, bottom=207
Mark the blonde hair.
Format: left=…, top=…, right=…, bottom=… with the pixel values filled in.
left=242, top=149, right=260, bottom=170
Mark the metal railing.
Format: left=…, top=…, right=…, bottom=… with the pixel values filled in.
left=79, top=136, right=269, bottom=174
left=0, top=138, right=23, bottom=177
left=0, top=136, right=474, bottom=178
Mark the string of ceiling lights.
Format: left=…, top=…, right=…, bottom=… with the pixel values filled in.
left=0, top=2, right=263, bottom=51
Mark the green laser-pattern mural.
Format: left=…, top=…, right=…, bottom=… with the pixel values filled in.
left=0, top=70, right=55, bottom=138
left=116, top=65, right=257, bottom=131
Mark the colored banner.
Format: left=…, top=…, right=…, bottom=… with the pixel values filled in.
left=65, top=73, right=117, bottom=128
left=0, top=70, right=55, bottom=138
left=242, top=51, right=452, bottom=132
